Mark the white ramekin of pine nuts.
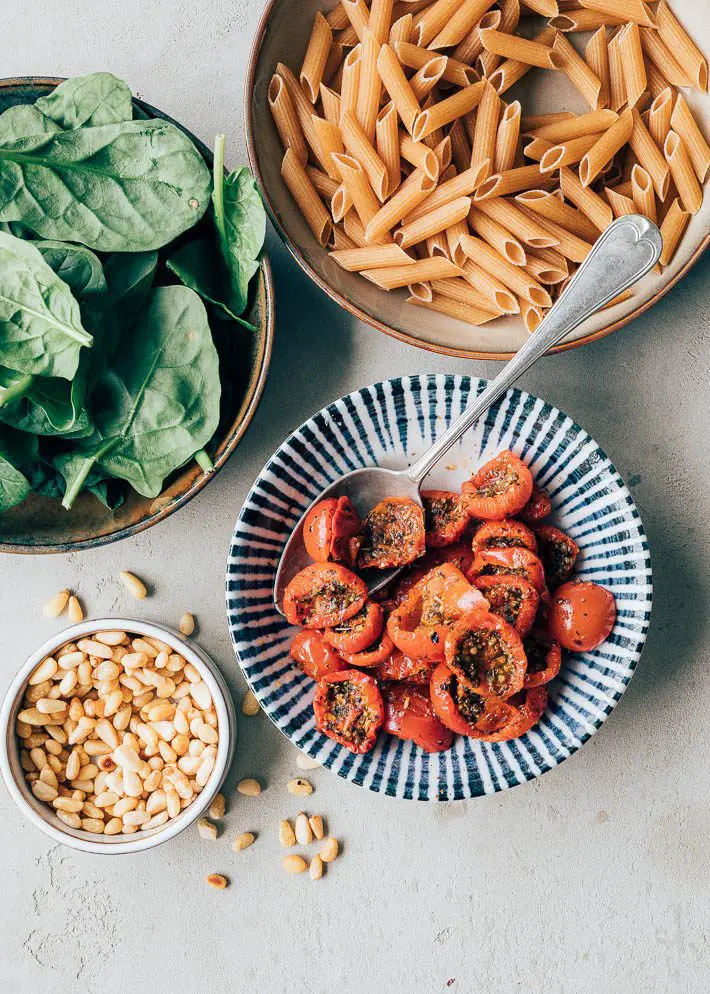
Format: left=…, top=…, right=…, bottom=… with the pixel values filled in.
left=0, top=619, right=236, bottom=855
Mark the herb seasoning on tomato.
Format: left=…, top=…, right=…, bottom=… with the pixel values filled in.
left=471, top=519, right=537, bottom=556
left=283, top=563, right=368, bottom=628
left=422, top=490, right=470, bottom=547
left=445, top=611, right=527, bottom=700
left=313, top=670, right=384, bottom=754
left=522, top=630, right=561, bottom=688
left=534, top=525, right=579, bottom=588
left=303, top=496, right=361, bottom=564
left=547, top=580, right=616, bottom=651
left=358, top=497, right=426, bottom=570
left=429, top=662, right=515, bottom=736
left=462, top=450, right=533, bottom=520
left=290, top=631, right=348, bottom=680
left=325, top=601, right=384, bottom=654
left=382, top=681, right=453, bottom=752
left=473, top=574, right=539, bottom=637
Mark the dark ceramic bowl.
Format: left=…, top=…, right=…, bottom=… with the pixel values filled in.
left=0, top=77, right=275, bottom=554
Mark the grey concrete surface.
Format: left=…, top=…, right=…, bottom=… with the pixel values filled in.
left=1, top=3, right=709, bottom=992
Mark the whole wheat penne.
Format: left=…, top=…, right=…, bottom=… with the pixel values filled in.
left=645, top=61, right=670, bottom=102
left=539, top=133, right=600, bottom=172
left=319, top=85, right=342, bottom=127
left=550, top=10, right=625, bottom=32
left=618, top=23, right=646, bottom=110
left=578, top=0, right=655, bottom=28
left=475, top=197, right=560, bottom=247
left=461, top=259, right=520, bottom=311
left=369, top=0, right=395, bottom=43
left=340, top=110, right=390, bottom=202
left=559, top=166, right=613, bottom=231
left=480, top=28, right=562, bottom=71
left=301, top=13, right=334, bottom=103
left=452, top=9, right=501, bottom=64
left=331, top=152, right=382, bottom=228
left=520, top=112, right=574, bottom=131
left=407, top=293, right=501, bottom=325
left=670, top=93, right=710, bottom=182
left=413, top=0, right=470, bottom=47
left=268, top=74, right=309, bottom=166
left=281, top=149, right=333, bottom=246
left=365, top=256, right=465, bottom=288
left=390, top=12, right=414, bottom=46
left=461, top=234, right=551, bottom=305
left=409, top=57, right=448, bottom=101
left=639, top=28, right=693, bottom=88
left=323, top=42, right=345, bottom=88
left=469, top=206, right=526, bottom=264
left=656, top=1, right=708, bottom=91
left=412, top=82, right=485, bottom=141
left=327, top=4, right=350, bottom=31
left=330, top=244, right=416, bottom=270
left=663, top=131, right=703, bottom=214
left=434, top=136, right=452, bottom=172
left=526, top=109, right=617, bottom=143
left=553, top=32, right=603, bottom=110
left=408, top=280, right=434, bottom=301
left=395, top=41, right=478, bottom=87
left=431, top=277, right=503, bottom=312
left=331, top=225, right=358, bottom=251
left=358, top=30, right=383, bottom=140
left=277, top=63, right=328, bottom=165
left=648, top=88, right=673, bottom=151
left=400, top=131, right=440, bottom=180
left=629, top=107, right=671, bottom=200
left=608, top=179, right=633, bottom=198
left=377, top=43, right=422, bottom=135
left=342, top=0, right=369, bottom=41
left=518, top=298, right=544, bottom=334
left=474, top=164, right=547, bottom=201
left=406, top=166, right=490, bottom=222
left=585, top=27, right=610, bottom=111
left=419, top=93, right=446, bottom=149
left=343, top=211, right=369, bottom=246
left=478, top=0, right=521, bottom=77
left=523, top=137, right=553, bottom=162
left=524, top=251, right=568, bottom=285
left=446, top=220, right=470, bottom=266
left=341, top=45, right=362, bottom=123
left=450, top=119, right=472, bottom=173
left=630, top=163, right=657, bottom=223
left=429, top=0, right=499, bottom=50
left=519, top=211, right=594, bottom=262
left=606, top=187, right=637, bottom=218
left=427, top=232, right=451, bottom=257
left=521, top=0, right=558, bottom=15
left=659, top=197, right=691, bottom=266
left=365, top=169, right=438, bottom=241
left=312, top=116, right=346, bottom=182
left=376, top=102, right=401, bottom=197
left=331, top=181, right=355, bottom=222
left=394, top=196, right=472, bottom=248
left=606, top=29, right=626, bottom=113
left=489, top=58, right=534, bottom=95
left=494, top=101, right=521, bottom=173
left=306, top=165, right=340, bottom=200
left=529, top=244, right=568, bottom=273
left=515, top=190, right=600, bottom=242
left=579, top=108, right=633, bottom=186
left=471, top=80, right=501, bottom=184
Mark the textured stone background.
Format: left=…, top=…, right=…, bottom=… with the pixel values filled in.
left=1, top=3, right=709, bottom=992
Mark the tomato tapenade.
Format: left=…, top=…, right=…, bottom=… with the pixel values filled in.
left=547, top=580, right=616, bottom=651
left=522, top=630, right=562, bottom=688
left=473, top=575, right=539, bottom=637
left=283, top=563, right=368, bottom=628
left=303, top=496, right=361, bottom=564
left=382, top=681, right=453, bottom=752
left=534, top=525, right=579, bottom=588
left=290, top=631, right=348, bottom=680
left=357, top=496, right=426, bottom=570
left=445, top=611, right=527, bottom=700
left=468, top=546, right=548, bottom=598
left=313, top=670, right=384, bottom=754
left=422, top=490, right=470, bottom=547
left=430, top=662, right=516, bottom=736
left=462, top=450, right=533, bottom=520
left=325, top=600, right=384, bottom=654
left=471, top=519, right=537, bottom=556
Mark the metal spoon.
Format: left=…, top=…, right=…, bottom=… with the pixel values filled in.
left=274, top=214, right=662, bottom=613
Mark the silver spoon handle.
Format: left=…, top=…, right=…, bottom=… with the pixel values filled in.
left=407, top=214, right=662, bottom=485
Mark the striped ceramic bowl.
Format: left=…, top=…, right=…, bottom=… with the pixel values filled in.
left=226, top=374, right=652, bottom=800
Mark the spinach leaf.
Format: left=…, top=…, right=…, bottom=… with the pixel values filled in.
left=0, top=104, right=61, bottom=143
left=36, top=241, right=107, bottom=298
left=167, top=238, right=257, bottom=329
left=54, top=452, right=125, bottom=510
left=102, top=251, right=158, bottom=328
left=0, top=232, right=93, bottom=379
left=61, top=286, right=220, bottom=506
left=35, top=73, right=133, bottom=129
left=0, top=425, right=38, bottom=512
left=0, top=367, right=92, bottom=436
left=0, top=120, right=211, bottom=251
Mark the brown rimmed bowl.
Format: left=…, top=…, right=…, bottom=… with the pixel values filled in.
left=0, top=77, right=275, bottom=554
left=245, top=0, right=709, bottom=361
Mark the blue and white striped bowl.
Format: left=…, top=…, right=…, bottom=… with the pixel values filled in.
left=226, top=374, right=652, bottom=800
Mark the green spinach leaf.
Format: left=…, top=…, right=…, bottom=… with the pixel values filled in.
left=35, top=73, right=133, bottom=129
left=0, top=425, right=38, bottom=512
left=36, top=241, right=107, bottom=298
left=0, top=367, right=92, bottom=436
left=54, top=452, right=125, bottom=510
left=0, top=104, right=61, bottom=143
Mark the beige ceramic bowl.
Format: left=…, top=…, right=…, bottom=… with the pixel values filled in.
left=245, top=0, right=709, bottom=359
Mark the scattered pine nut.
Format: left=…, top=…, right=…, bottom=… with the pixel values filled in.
left=237, top=778, right=261, bottom=796
left=43, top=590, right=69, bottom=619
left=206, top=874, right=228, bottom=889
left=279, top=819, right=296, bottom=847
left=295, top=812, right=313, bottom=845
left=119, top=571, right=148, bottom=600
left=321, top=837, right=339, bottom=863
left=309, top=815, right=324, bottom=840
left=208, top=793, right=225, bottom=819
left=67, top=595, right=84, bottom=623
left=179, top=612, right=195, bottom=636
left=241, top=690, right=260, bottom=716
left=233, top=831, right=255, bottom=851
left=309, top=854, right=324, bottom=880
left=197, top=818, right=218, bottom=840
left=282, top=854, right=308, bottom=875
left=296, top=752, right=320, bottom=770
left=287, top=777, right=313, bottom=796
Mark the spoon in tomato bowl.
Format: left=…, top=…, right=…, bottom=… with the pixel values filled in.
left=274, top=215, right=662, bottom=614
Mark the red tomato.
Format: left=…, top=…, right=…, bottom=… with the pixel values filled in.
left=324, top=601, right=384, bottom=654
left=283, top=563, right=367, bottom=629
left=547, top=580, right=616, bottom=651
left=376, top=649, right=434, bottom=685
left=522, top=630, right=562, bottom=688
left=422, top=490, right=470, bottom=547
left=341, top=631, right=395, bottom=668
left=534, top=525, right=579, bottom=588
left=444, top=610, right=527, bottom=700
left=519, top=483, right=551, bottom=523
left=382, top=682, right=453, bottom=752
left=468, top=546, right=548, bottom=598
left=462, top=451, right=533, bottom=520
left=289, top=631, right=348, bottom=680
left=302, top=497, right=361, bottom=564
left=471, top=519, right=537, bottom=556
left=429, top=662, right=516, bottom=736
left=313, top=670, right=384, bottom=754
left=469, top=686, right=548, bottom=741
left=473, top=575, right=539, bottom=637
left=358, top=497, right=425, bottom=570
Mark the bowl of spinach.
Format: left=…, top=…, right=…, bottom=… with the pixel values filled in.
left=0, top=74, right=274, bottom=553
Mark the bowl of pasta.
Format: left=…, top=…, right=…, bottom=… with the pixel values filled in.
left=246, top=0, right=709, bottom=359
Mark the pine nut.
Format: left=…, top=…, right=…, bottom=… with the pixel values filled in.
left=206, top=874, right=228, bottom=889
left=95, top=631, right=127, bottom=646
left=82, top=818, right=105, bottom=834
left=119, top=571, right=148, bottom=599
left=53, top=797, right=83, bottom=813
left=113, top=744, right=142, bottom=772
left=287, top=778, right=314, bottom=796
left=166, top=787, right=180, bottom=819
left=308, top=815, right=324, bottom=840
left=320, top=838, right=339, bottom=863
left=113, top=797, right=138, bottom=817
left=58, top=651, right=85, bottom=670
left=67, top=595, right=84, bottom=623
left=32, top=780, right=58, bottom=802
left=36, top=699, right=66, bottom=714
left=123, top=810, right=150, bottom=827
left=78, top=639, right=114, bottom=660
left=296, top=753, right=320, bottom=770
left=95, top=791, right=119, bottom=808
left=295, top=812, right=313, bottom=845
left=57, top=810, right=81, bottom=829
left=208, top=793, right=225, bottom=819
left=39, top=767, right=58, bottom=791
left=18, top=708, right=47, bottom=727
left=197, top=817, right=218, bottom=840
left=132, top=638, right=158, bottom=658
left=309, top=855, right=324, bottom=880
left=104, top=817, right=123, bottom=835
left=237, top=778, right=261, bottom=797
left=191, top=682, right=212, bottom=710
left=233, top=831, right=255, bottom=851
left=179, top=612, right=195, bottom=636
left=241, top=690, right=260, bottom=716
left=29, top=747, right=47, bottom=769
left=279, top=820, right=296, bottom=847
left=282, top=855, right=308, bottom=875
left=58, top=671, right=78, bottom=696
left=29, top=657, right=58, bottom=685
left=82, top=801, right=104, bottom=820
left=43, top=590, right=69, bottom=618
left=144, top=811, right=169, bottom=830
left=65, top=751, right=81, bottom=781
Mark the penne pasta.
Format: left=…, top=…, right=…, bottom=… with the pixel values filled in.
left=450, top=118, right=473, bottom=173
left=656, top=1, right=708, bottom=91
left=400, top=131, right=440, bottom=180
left=469, top=206, right=527, bottom=264
left=341, top=45, right=362, bottom=123
left=357, top=29, right=383, bottom=141
left=326, top=4, right=350, bottom=31
left=618, top=23, right=646, bottom=109
left=376, top=102, right=401, bottom=197
left=407, top=165, right=493, bottom=222
left=340, top=110, right=390, bottom=202
left=630, top=163, right=657, bottom=223
left=658, top=196, right=691, bottom=266
left=413, top=0, right=471, bottom=48
left=365, top=256, right=465, bottom=288
left=520, top=112, right=574, bottom=131
left=408, top=280, right=434, bottom=301
left=472, top=80, right=501, bottom=184
left=579, top=108, right=633, bottom=187
left=268, top=74, right=309, bottom=166
left=312, top=116, right=346, bottom=181
left=539, top=133, right=601, bottom=173
left=475, top=197, right=560, bottom=247
left=629, top=107, right=671, bottom=200
left=606, top=187, right=637, bottom=218
left=494, top=101, right=521, bottom=173
left=639, top=28, right=693, bottom=89
left=523, top=137, right=553, bottom=162
left=474, top=164, right=548, bottom=200
left=377, top=43, right=422, bottom=135
left=323, top=42, right=345, bottom=88
left=389, top=12, right=414, bottom=46
left=478, top=0, right=521, bottom=78
left=670, top=93, right=710, bottom=182
left=277, top=63, right=329, bottom=171
left=331, top=152, right=382, bottom=228
left=412, top=82, right=485, bottom=141
left=524, top=252, right=568, bottom=285
left=370, top=0, right=395, bottom=44
left=406, top=293, right=501, bottom=325
left=330, top=244, right=416, bottom=271
left=577, top=0, right=656, bottom=28
left=460, top=234, right=552, bottom=305
left=430, top=0, right=498, bottom=50
left=517, top=210, right=594, bottom=262
left=331, top=225, right=358, bottom=251
left=432, top=277, right=502, bottom=311
left=365, top=169, right=438, bottom=242
left=331, top=183, right=355, bottom=223
left=446, top=220, right=470, bottom=266
left=645, top=61, right=670, bottom=102
left=552, top=32, right=603, bottom=110
left=435, top=136, right=453, bottom=172
left=526, top=109, right=618, bottom=143
left=648, top=88, right=673, bottom=152
left=461, top=259, right=520, bottom=312
left=479, top=28, right=562, bottom=71
left=550, top=10, right=625, bottom=32
left=559, top=166, right=613, bottom=231
left=521, top=0, right=559, bottom=15
left=306, top=165, right=340, bottom=200
left=409, top=57, right=448, bottom=101
left=515, top=190, right=600, bottom=242
left=300, top=12, right=334, bottom=103
left=663, top=131, right=703, bottom=214
left=281, top=148, right=333, bottom=245
left=342, top=0, right=369, bottom=42
left=343, top=211, right=369, bottom=247
left=426, top=232, right=452, bottom=258
left=394, top=41, right=479, bottom=87
left=585, top=26, right=610, bottom=111
left=394, top=196, right=473, bottom=248
left=607, top=29, right=626, bottom=113
left=452, top=9, right=502, bottom=65
left=319, top=84, right=342, bottom=127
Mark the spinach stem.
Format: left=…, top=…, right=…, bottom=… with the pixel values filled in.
left=61, top=456, right=96, bottom=509
left=213, top=133, right=226, bottom=246
left=0, top=374, right=34, bottom=408
left=195, top=448, right=214, bottom=473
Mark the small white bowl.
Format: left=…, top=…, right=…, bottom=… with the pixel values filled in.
left=0, top=618, right=236, bottom=855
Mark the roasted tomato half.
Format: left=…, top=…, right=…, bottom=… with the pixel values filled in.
left=389, top=543, right=476, bottom=609
left=303, top=496, right=361, bottom=564
left=325, top=601, right=384, bottom=654
left=376, top=649, right=435, bottom=685
left=444, top=611, right=527, bottom=700
left=422, top=490, right=470, bottom=547
left=283, top=563, right=368, bottom=629
left=358, top=497, right=425, bottom=570
left=522, top=630, right=562, bottom=688
left=290, top=631, right=348, bottom=680
left=535, top=525, right=579, bottom=588
left=473, top=575, right=539, bottom=637
left=387, top=563, right=487, bottom=662
left=313, top=670, right=384, bottom=754
left=462, top=450, right=533, bottom=520
left=341, top=631, right=395, bottom=668
left=472, top=519, right=537, bottom=556
left=469, top=686, right=548, bottom=741
left=519, top=483, right=551, bottom=523
left=382, top=681, right=454, bottom=752
left=547, top=580, right=616, bottom=651
left=468, top=546, right=548, bottom=598
left=430, top=662, right=516, bottom=736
